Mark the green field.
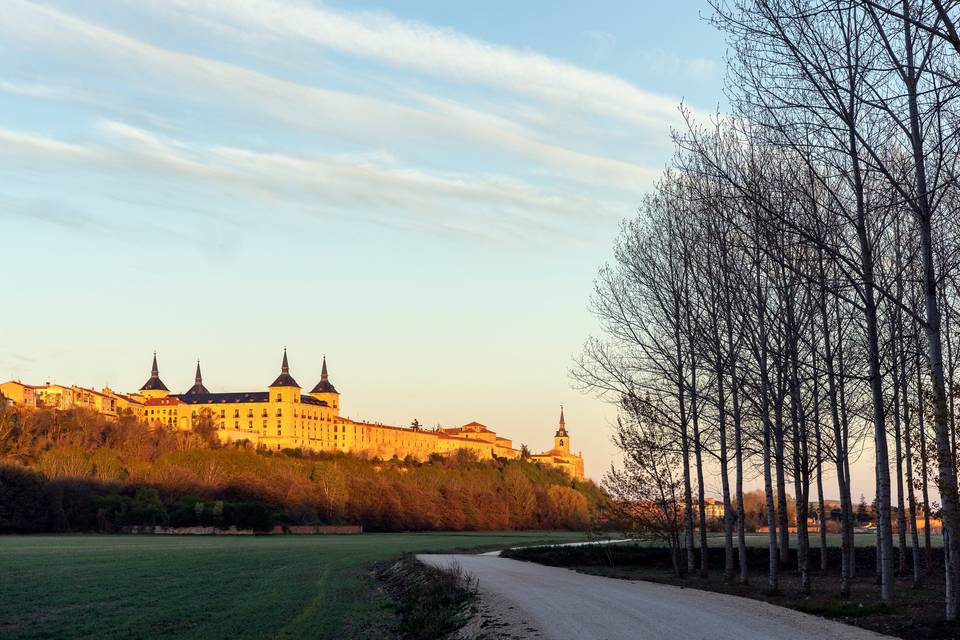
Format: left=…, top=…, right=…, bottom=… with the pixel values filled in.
left=0, top=531, right=590, bottom=640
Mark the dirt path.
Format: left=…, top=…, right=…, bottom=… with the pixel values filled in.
left=419, top=553, right=893, bottom=640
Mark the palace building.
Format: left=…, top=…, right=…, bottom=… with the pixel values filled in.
left=1, top=350, right=586, bottom=479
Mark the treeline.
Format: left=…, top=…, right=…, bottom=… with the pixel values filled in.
left=0, top=407, right=604, bottom=533
left=576, top=0, right=960, bottom=619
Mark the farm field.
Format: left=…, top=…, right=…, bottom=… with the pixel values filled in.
left=0, top=531, right=591, bottom=640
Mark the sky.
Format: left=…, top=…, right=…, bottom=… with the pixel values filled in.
left=0, top=0, right=740, bottom=484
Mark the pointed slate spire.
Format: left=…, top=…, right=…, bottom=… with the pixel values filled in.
left=140, top=352, right=169, bottom=392
left=556, top=404, right=568, bottom=437
left=270, top=348, right=300, bottom=388
left=311, top=354, right=339, bottom=394
left=185, top=359, right=209, bottom=395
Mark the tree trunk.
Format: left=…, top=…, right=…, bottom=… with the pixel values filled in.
left=716, top=362, right=735, bottom=582
left=672, top=289, right=695, bottom=578
left=786, top=290, right=810, bottom=593
left=891, top=313, right=909, bottom=576
left=774, top=364, right=790, bottom=567
left=847, top=106, right=894, bottom=604
left=812, top=357, right=828, bottom=575
left=917, top=332, right=932, bottom=575
left=819, top=258, right=851, bottom=597
left=757, top=257, right=778, bottom=594
left=900, top=13, right=960, bottom=615
left=836, top=302, right=857, bottom=581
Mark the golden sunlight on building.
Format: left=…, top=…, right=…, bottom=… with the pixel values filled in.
left=1, top=351, right=585, bottom=480
left=528, top=406, right=585, bottom=480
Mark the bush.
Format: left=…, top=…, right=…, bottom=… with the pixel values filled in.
left=378, top=555, right=477, bottom=640
left=235, top=502, right=273, bottom=531
left=0, top=464, right=48, bottom=533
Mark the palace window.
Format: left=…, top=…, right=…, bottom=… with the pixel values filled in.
left=234, top=420, right=239, bottom=428
left=247, top=409, right=253, bottom=418
left=234, top=409, right=239, bottom=418
left=276, top=394, right=281, bottom=402
left=276, top=408, right=282, bottom=417
left=220, top=409, right=225, bottom=419
left=262, top=408, right=268, bottom=417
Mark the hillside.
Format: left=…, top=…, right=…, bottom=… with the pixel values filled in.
left=0, top=406, right=604, bottom=533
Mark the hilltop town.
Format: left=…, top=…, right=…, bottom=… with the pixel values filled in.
left=1, top=351, right=585, bottom=480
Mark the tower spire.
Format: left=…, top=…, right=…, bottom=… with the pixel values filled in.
left=310, top=354, right=338, bottom=395
left=269, top=348, right=299, bottom=388
left=140, top=352, right=169, bottom=394
left=554, top=405, right=569, bottom=453
left=185, top=358, right=209, bottom=395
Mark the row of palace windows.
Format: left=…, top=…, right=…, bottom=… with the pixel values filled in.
left=219, top=418, right=283, bottom=430
left=186, top=407, right=332, bottom=420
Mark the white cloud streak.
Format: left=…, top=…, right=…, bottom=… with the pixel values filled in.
left=132, top=0, right=695, bottom=130
left=0, top=123, right=628, bottom=240
left=3, top=1, right=657, bottom=197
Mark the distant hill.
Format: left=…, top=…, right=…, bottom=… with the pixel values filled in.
left=0, top=406, right=605, bottom=533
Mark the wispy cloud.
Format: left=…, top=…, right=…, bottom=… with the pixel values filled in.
left=0, top=122, right=629, bottom=241
left=129, top=0, right=689, bottom=131
left=584, top=30, right=617, bottom=64
left=3, top=1, right=657, bottom=198
left=0, top=128, right=100, bottom=160
left=640, top=49, right=718, bottom=77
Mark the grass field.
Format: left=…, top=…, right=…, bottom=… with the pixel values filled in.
left=0, top=531, right=591, bottom=640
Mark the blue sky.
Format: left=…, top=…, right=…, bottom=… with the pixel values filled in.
left=1, top=0, right=729, bottom=481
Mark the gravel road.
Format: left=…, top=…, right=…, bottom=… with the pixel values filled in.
left=418, top=553, right=892, bottom=640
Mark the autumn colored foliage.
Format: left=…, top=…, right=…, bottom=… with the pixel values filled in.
left=0, top=406, right=604, bottom=533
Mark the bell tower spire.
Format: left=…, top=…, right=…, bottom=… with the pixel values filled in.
left=554, top=404, right=569, bottom=454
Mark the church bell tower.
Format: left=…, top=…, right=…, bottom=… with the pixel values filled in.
left=554, top=405, right=569, bottom=454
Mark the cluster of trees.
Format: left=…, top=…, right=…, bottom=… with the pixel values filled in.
left=0, top=406, right=603, bottom=533
left=578, top=0, right=960, bottom=618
